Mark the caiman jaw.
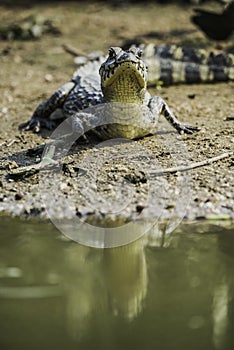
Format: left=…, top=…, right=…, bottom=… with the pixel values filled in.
left=99, top=47, right=147, bottom=103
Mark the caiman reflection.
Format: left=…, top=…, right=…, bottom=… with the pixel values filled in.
left=0, top=218, right=234, bottom=350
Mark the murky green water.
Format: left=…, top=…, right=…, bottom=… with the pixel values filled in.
left=0, top=217, right=234, bottom=350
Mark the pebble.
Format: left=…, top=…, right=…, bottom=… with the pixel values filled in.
left=15, top=192, right=24, bottom=201
left=59, top=183, right=68, bottom=191
left=1, top=107, right=8, bottom=114
left=45, top=74, right=53, bottom=82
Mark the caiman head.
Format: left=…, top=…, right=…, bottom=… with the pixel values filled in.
left=99, top=47, right=147, bottom=104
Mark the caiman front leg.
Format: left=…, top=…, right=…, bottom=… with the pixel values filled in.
left=51, top=110, right=101, bottom=145
left=20, top=81, right=75, bottom=133
left=10, top=111, right=101, bottom=179
left=149, top=96, right=200, bottom=134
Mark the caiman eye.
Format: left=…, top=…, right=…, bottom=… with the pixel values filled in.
left=108, top=48, right=116, bottom=58
left=129, top=46, right=142, bottom=58
left=136, top=49, right=142, bottom=58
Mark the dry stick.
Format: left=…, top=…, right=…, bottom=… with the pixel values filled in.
left=8, top=145, right=57, bottom=179
left=8, top=151, right=232, bottom=180
left=62, top=44, right=88, bottom=58
left=8, top=160, right=59, bottom=180
left=149, top=151, right=233, bottom=177
left=8, top=162, right=42, bottom=179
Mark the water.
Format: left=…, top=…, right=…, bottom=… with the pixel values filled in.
left=0, top=216, right=234, bottom=350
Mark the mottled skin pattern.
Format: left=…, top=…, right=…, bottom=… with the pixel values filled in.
left=68, top=43, right=234, bottom=85
left=21, top=46, right=201, bottom=136
left=140, top=44, right=234, bottom=85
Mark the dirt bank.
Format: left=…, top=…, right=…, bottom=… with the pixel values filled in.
left=0, top=1, right=233, bottom=224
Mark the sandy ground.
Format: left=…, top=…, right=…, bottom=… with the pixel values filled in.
left=0, top=1, right=233, bottom=224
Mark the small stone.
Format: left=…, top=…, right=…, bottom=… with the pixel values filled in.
left=59, top=183, right=68, bottom=191
left=187, top=93, right=196, bottom=99
left=1, top=106, right=8, bottom=114
left=31, top=24, right=42, bottom=38
left=136, top=203, right=146, bottom=213
left=45, top=74, right=53, bottom=82
left=15, top=192, right=24, bottom=200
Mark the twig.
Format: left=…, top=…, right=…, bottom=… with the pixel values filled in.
left=8, top=151, right=232, bottom=180
left=149, top=151, right=233, bottom=176
left=62, top=44, right=88, bottom=58
left=7, top=139, right=16, bottom=147
left=8, top=158, right=59, bottom=180
left=8, top=162, right=42, bottom=179
left=8, top=145, right=58, bottom=180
